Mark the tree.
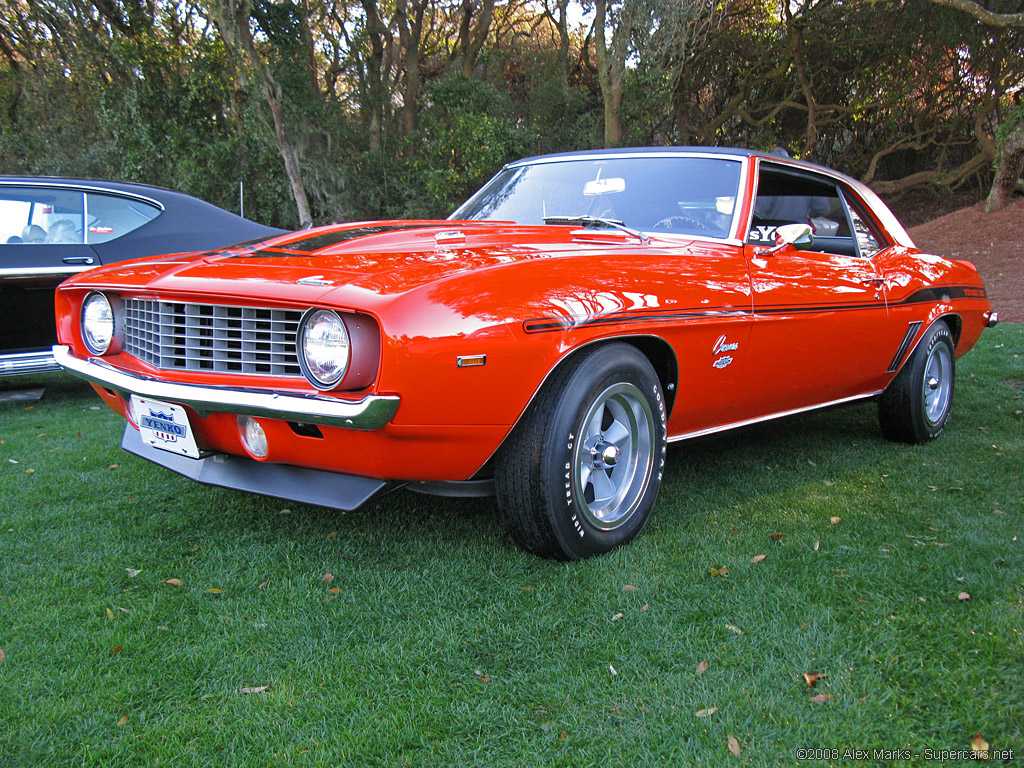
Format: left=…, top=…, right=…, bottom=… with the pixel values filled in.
left=923, top=0, right=1024, bottom=211
left=205, top=0, right=314, bottom=226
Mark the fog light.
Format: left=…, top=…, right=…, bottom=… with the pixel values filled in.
left=238, top=416, right=268, bottom=458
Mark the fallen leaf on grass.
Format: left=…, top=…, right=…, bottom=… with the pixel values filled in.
left=830, top=517, right=842, bottom=525
left=108, top=464, right=119, bottom=469
left=110, top=645, right=123, bottom=655
left=116, top=716, right=129, bottom=727
left=125, top=568, right=141, bottom=578
left=695, top=707, right=718, bottom=718
left=609, top=664, right=618, bottom=676
left=958, top=591, right=971, bottom=602
left=640, top=603, right=649, bottom=611
left=321, top=573, right=334, bottom=584
left=622, top=584, right=637, bottom=591
left=769, top=533, right=784, bottom=541
left=116, top=606, right=132, bottom=615
left=241, top=686, right=269, bottom=694
left=611, top=612, right=624, bottom=622
left=0, top=648, right=5, bottom=663
left=279, top=508, right=292, bottom=515
left=751, top=554, right=766, bottom=563
left=710, top=567, right=729, bottom=577
left=803, top=672, right=827, bottom=687
left=257, top=580, right=268, bottom=589
left=106, top=607, right=115, bottom=620
left=809, top=693, right=833, bottom=703
left=814, top=540, right=820, bottom=551
left=328, top=587, right=342, bottom=594
left=163, top=578, right=183, bottom=587
left=971, top=733, right=990, bottom=756
left=205, top=588, right=223, bottom=594
left=559, top=731, right=568, bottom=742
left=728, top=734, right=741, bottom=757
left=724, top=624, right=743, bottom=635
left=696, top=660, right=708, bottom=676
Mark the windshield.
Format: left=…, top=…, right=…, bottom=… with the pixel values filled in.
left=450, top=155, right=743, bottom=239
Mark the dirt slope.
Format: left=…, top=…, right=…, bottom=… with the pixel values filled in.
left=907, top=198, right=1023, bottom=323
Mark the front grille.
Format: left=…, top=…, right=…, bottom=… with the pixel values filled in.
left=122, top=299, right=303, bottom=377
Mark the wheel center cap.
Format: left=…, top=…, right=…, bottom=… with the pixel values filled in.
left=593, top=442, right=620, bottom=468
left=927, top=377, right=939, bottom=391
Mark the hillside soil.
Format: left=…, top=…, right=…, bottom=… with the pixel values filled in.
left=906, top=197, right=1023, bottom=323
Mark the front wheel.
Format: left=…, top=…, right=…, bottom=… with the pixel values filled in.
left=878, top=321, right=955, bottom=444
left=495, top=343, right=668, bottom=560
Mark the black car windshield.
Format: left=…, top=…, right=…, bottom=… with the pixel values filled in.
left=450, top=155, right=743, bottom=239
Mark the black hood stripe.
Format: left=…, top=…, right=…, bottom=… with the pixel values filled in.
left=228, top=224, right=442, bottom=257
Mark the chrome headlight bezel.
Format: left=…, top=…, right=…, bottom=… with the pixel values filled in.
left=81, top=291, right=116, bottom=355
left=297, top=308, right=351, bottom=390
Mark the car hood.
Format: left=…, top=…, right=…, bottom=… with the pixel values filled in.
left=61, top=220, right=682, bottom=304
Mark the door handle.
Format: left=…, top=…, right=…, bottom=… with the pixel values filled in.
left=862, top=277, right=885, bottom=287
left=62, top=257, right=95, bottom=265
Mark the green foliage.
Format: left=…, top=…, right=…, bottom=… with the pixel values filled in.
left=1, top=0, right=1021, bottom=224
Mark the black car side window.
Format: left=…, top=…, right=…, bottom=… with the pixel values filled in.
left=0, top=188, right=85, bottom=244
left=84, top=192, right=161, bottom=244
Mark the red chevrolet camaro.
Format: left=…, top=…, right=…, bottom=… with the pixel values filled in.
left=53, top=148, right=997, bottom=559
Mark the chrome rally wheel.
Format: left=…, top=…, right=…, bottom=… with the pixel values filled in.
left=879, top=321, right=956, bottom=444
left=574, top=382, right=655, bottom=531
left=495, top=343, right=668, bottom=560
left=922, top=339, right=953, bottom=428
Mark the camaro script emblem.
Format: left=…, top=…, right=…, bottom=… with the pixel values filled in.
left=713, top=335, right=739, bottom=355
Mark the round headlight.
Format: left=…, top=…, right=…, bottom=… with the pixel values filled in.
left=298, top=309, right=350, bottom=389
left=82, top=292, right=115, bottom=355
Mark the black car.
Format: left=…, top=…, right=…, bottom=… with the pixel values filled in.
left=1, top=177, right=286, bottom=376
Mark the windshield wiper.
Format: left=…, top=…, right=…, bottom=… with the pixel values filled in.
left=542, top=215, right=650, bottom=245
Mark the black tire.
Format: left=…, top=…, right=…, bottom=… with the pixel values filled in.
left=878, top=321, right=955, bottom=444
left=494, top=343, right=668, bottom=560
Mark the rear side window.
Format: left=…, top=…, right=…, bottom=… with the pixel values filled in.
left=85, top=192, right=161, bottom=244
left=0, top=186, right=161, bottom=246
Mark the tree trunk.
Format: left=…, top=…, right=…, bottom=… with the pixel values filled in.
left=207, top=0, right=313, bottom=226
left=594, top=0, right=625, bottom=148
left=985, top=119, right=1024, bottom=212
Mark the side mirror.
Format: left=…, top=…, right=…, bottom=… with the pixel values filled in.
left=756, top=223, right=813, bottom=256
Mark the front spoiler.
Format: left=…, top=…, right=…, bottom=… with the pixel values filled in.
left=53, top=345, right=400, bottom=430
left=122, top=425, right=388, bottom=511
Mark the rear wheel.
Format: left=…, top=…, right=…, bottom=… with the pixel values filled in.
left=495, top=343, right=667, bottom=560
left=878, top=321, right=955, bottom=444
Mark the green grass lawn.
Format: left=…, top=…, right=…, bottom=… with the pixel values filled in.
left=1, top=325, right=1021, bottom=767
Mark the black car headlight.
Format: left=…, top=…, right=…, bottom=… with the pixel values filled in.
left=298, top=309, right=350, bottom=390
left=81, top=292, right=116, bottom=355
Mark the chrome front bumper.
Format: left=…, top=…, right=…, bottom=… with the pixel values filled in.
left=0, top=350, right=63, bottom=377
left=53, top=345, right=400, bottom=430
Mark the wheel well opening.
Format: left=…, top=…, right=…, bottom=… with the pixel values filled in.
left=619, top=337, right=679, bottom=417
left=940, top=314, right=962, bottom=347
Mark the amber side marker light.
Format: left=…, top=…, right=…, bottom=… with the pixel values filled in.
left=456, top=355, right=487, bottom=368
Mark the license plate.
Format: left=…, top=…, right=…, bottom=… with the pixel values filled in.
left=132, top=396, right=200, bottom=459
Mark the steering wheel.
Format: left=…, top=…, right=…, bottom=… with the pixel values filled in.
left=652, top=215, right=713, bottom=233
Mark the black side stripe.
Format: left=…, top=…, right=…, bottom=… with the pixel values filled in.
left=887, top=321, right=923, bottom=372
left=523, top=284, right=986, bottom=334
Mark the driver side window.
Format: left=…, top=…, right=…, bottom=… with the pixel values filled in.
left=748, top=167, right=858, bottom=256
